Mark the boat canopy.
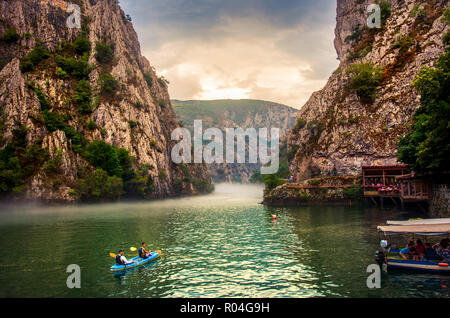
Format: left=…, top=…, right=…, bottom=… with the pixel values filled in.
left=387, top=218, right=450, bottom=226
left=377, top=223, right=450, bottom=236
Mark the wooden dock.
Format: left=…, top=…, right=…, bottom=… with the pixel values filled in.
left=362, top=165, right=430, bottom=210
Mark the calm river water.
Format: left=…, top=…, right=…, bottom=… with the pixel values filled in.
left=0, top=184, right=448, bottom=298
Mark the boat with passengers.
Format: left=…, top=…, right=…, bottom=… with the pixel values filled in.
left=375, top=218, right=450, bottom=274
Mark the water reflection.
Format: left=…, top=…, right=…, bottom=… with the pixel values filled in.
left=0, top=184, right=448, bottom=298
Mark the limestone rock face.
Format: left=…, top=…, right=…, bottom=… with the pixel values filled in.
left=0, top=0, right=211, bottom=201
left=205, top=106, right=297, bottom=183
left=287, top=0, right=449, bottom=180
left=173, top=99, right=297, bottom=183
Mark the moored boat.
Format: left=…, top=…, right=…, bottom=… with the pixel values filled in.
left=375, top=219, right=450, bottom=275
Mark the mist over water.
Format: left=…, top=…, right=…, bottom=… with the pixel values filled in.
left=0, top=183, right=448, bottom=298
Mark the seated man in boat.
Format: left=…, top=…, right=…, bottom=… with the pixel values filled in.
left=138, top=242, right=152, bottom=259
left=400, top=243, right=419, bottom=261
left=433, top=238, right=449, bottom=255
left=116, top=249, right=135, bottom=265
left=439, top=245, right=450, bottom=262
left=423, top=243, right=441, bottom=261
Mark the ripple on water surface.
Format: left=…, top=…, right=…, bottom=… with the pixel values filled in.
left=0, top=184, right=449, bottom=298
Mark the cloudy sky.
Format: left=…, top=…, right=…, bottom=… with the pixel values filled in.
left=120, top=0, right=339, bottom=109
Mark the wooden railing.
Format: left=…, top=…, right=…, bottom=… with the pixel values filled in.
left=286, top=184, right=355, bottom=189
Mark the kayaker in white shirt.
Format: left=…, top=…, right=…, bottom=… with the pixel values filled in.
left=116, top=249, right=136, bottom=265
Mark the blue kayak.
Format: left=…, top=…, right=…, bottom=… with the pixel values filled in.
left=110, top=252, right=160, bottom=272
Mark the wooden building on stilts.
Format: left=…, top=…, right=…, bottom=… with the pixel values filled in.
left=362, top=165, right=431, bottom=211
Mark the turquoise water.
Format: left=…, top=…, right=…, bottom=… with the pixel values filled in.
left=0, top=184, right=448, bottom=298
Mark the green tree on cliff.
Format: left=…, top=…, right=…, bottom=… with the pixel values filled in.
left=398, top=12, right=450, bottom=172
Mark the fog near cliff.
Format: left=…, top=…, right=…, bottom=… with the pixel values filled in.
left=0, top=183, right=264, bottom=224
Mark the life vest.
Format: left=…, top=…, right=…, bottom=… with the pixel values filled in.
left=116, top=255, right=124, bottom=265
left=139, top=247, right=144, bottom=257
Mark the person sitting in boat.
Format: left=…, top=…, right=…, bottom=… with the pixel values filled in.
left=138, top=242, right=151, bottom=259
left=423, top=243, right=441, bottom=261
left=440, top=245, right=450, bottom=262
left=116, top=249, right=135, bottom=265
left=415, top=239, right=426, bottom=258
left=433, top=238, right=449, bottom=255
left=400, top=243, right=419, bottom=261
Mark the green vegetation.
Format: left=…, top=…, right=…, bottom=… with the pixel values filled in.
left=292, top=118, right=307, bottom=133
left=159, top=169, right=167, bottom=180
left=86, top=119, right=97, bottom=130
left=76, top=169, right=124, bottom=202
left=124, top=167, right=155, bottom=198
left=398, top=20, right=450, bottom=172
left=1, top=28, right=19, bottom=43
left=54, top=54, right=92, bottom=79
left=250, top=140, right=290, bottom=190
left=31, top=84, right=86, bottom=153
left=299, top=192, right=311, bottom=201
left=179, top=163, right=191, bottom=181
left=99, top=72, right=119, bottom=96
left=173, top=178, right=183, bottom=194
left=157, top=76, right=169, bottom=87
left=392, top=36, right=414, bottom=51
left=73, top=140, right=157, bottom=201
left=287, top=145, right=299, bottom=161
left=56, top=67, right=68, bottom=78
left=343, top=186, right=363, bottom=201
left=348, top=116, right=359, bottom=125
left=158, top=99, right=167, bottom=108
left=442, top=8, right=450, bottom=24
left=261, top=174, right=285, bottom=191
left=345, top=24, right=363, bottom=43
left=73, top=80, right=92, bottom=114
left=143, top=72, right=153, bottom=87
left=347, top=63, right=383, bottom=103
left=72, top=34, right=91, bottom=55
left=7, top=28, right=165, bottom=201
left=95, top=41, right=115, bottom=64
left=357, top=46, right=372, bottom=59
left=378, top=0, right=391, bottom=26
left=83, top=140, right=131, bottom=178
left=128, top=120, right=138, bottom=128
left=20, top=45, right=50, bottom=73
left=44, top=148, right=63, bottom=175
left=0, top=126, right=48, bottom=195
left=410, top=5, right=427, bottom=18
left=192, top=179, right=214, bottom=193
left=443, top=9, right=450, bottom=46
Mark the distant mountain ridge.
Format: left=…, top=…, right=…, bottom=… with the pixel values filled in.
left=173, top=99, right=297, bottom=183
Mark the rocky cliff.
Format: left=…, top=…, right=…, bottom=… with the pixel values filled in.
left=0, top=0, right=212, bottom=202
left=287, top=0, right=449, bottom=180
left=173, top=99, right=297, bottom=183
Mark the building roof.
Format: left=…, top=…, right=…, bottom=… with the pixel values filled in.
left=362, top=164, right=409, bottom=170
left=387, top=218, right=450, bottom=226
left=377, top=223, right=450, bottom=235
